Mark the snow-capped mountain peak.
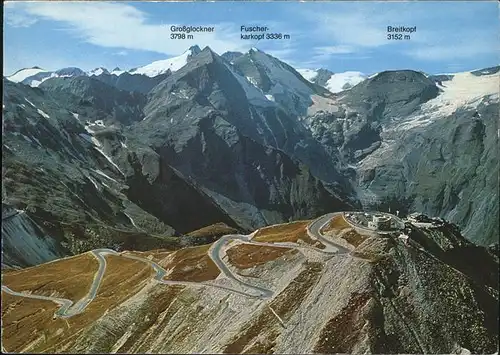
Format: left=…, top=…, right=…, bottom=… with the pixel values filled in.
left=88, top=67, right=110, bottom=76
left=297, top=69, right=320, bottom=82
left=109, top=67, right=125, bottom=76
left=298, top=68, right=366, bottom=93
left=129, top=45, right=202, bottom=77
left=325, top=71, right=366, bottom=93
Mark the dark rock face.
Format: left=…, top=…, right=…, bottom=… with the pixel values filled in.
left=355, top=102, right=498, bottom=246
left=311, top=68, right=335, bottom=87
left=367, top=224, right=498, bottom=353
left=92, top=72, right=170, bottom=94
left=124, top=148, right=239, bottom=233
left=221, top=51, right=244, bottom=62
left=39, top=76, right=147, bottom=125
left=345, top=70, right=440, bottom=119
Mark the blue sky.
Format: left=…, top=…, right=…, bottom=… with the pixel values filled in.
left=4, top=1, right=499, bottom=76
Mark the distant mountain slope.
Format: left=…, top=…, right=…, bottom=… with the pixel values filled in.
left=39, top=76, right=148, bottom=125
left=304, top=67, right=499, bottom=245
left=2, top=79, right=243, bottom=267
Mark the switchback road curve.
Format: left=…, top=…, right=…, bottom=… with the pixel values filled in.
left=1, top=212, right=351, bottom=318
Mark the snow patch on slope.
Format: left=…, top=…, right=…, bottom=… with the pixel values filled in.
left=325, top=72, right=366, bottom=93
left=130, top=48, right=194, bottom=77
left=24, top=98, right=36, bottom=108
left=224, top=63, right=274, bottom=106
left=7, top=68, right=48, bottom=83
left=88, top=67, right=108, bottom=76
left=422, top=71, right=499, bottom=116
left=95, top=147, right=124, bottom=176
left=297, top=69, right=319, bottom=82
left=394, top=70, right=499, bottom=131
left=37, top=109, right=50, bottom=119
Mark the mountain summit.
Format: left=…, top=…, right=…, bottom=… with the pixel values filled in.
left=129, top=45, right=203, bottom=77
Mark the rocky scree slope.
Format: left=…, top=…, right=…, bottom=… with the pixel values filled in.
left=1, top=218, right=497, bottom=353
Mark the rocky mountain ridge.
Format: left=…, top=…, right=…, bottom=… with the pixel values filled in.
left=2, top=45, right=498, bottom=271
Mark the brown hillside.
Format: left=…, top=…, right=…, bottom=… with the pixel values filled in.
left=187, top=222, right=238, bottom=238
left=253, top=220, right=325, bottom=249
left=226, top=244, right=296, bottom=269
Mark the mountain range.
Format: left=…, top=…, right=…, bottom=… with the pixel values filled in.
left=2, top=44, right=499, bottom=353
left=5, top=46, right=498, bottom=254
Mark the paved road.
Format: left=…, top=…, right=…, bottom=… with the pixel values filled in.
left=2, top=212, right=352, bottom=318
left=208, top=235, right=277, bottom=299
left=306, top=212, right=351, bottom=254
left=207, top=213, right=354, bottom=299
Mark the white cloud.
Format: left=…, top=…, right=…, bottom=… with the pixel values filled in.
left=311, top=8, right=395, bottom=49
left=301, top=3, right=497, bottom=65
left=263, top=39, right=298, bottom=64
left=302, top=45, right=358, bottom=68
left=316, top=45, right=356, bottom=55
left=5, top=2, right=246, bottom=56
left=265, top=48, right=295, bottom=63
left=5, top=8, right=38, bottom=28
left=406, top=40, right=496, bottom=61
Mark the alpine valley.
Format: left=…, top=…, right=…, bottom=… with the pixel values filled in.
left=2, top=45, right=498, bottom=354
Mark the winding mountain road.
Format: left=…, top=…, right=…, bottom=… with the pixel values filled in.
left=306, top=212, right=351, bottom=253
left=1, top=212, right=352, bottom=318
